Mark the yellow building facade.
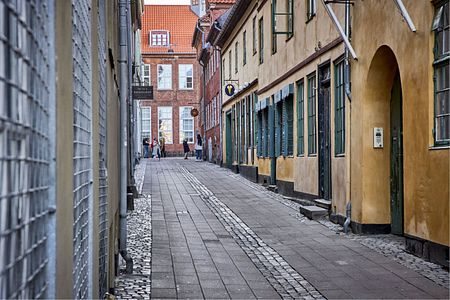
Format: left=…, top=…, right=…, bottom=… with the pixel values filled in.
left=351, top=0, right=449, bottom=266
left=215, top=0, right=449, bottom=266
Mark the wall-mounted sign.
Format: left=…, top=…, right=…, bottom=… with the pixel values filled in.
left=373, top=127, right=383, bottom=148
left=132, top=85, right=153, bottom=100
left=191, top=108, right=199, bottom=117
left=224, top=84, right=235, bottom=97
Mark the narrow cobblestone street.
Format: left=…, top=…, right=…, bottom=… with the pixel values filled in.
left=115, top=158, right=449, bottom=299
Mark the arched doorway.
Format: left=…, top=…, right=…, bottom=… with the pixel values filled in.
left=364, top=46, right=404, bottom=234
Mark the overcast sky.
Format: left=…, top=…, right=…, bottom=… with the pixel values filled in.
left=144, top=0, right=190, bottom=4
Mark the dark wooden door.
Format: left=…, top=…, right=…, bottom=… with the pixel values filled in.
left=226, top=111, right=232, bottom=168
left=318, top=65, right=331, bottom=200
left=390, top=72, right=404, bottom=235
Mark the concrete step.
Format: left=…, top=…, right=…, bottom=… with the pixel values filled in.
left=267, top=185, right=278, bottom=193
left=299, top=205, right=328, bottom=220
left=314, top=199, right=332, bottom=210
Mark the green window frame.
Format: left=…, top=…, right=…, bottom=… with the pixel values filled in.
left=235, top=41, right=239, bottom=74
left=228, top=50, right=232, bottom=79
left=259, top=17, right=264, bottom=64
left=253, top=16, right=257, bottom=55
left=271, top=0, right=277, bottom=54
left=257, top=111, right=262, bottom=156
left=307, top=0, right=316, bottom=21
left=287, top=0, right=294, bottom=39
left=433, top=1, right=449, bottom=145
left=243, top=31, right=247, bottom=65
left=263, top=108, right=269, bottom=156
left=334, top=60, right=345, bottom=155
left=297, top=80, right=304, bottom=156
left=307, top=74, right=317, bottom=155
left=275, top=100, right=283, bottom=156
left=284, top=96, right=294, bottom=156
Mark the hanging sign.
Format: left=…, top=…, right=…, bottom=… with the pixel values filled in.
left=224, top=84, right=235, bottom=97
left=132, top=85, right=153, bottom=100
left=191, top=108, right=199, bottom=117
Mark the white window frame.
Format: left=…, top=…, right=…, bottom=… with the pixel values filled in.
left=142, top=64, right=150, bottom=86
left=141, top=106, right=151, bottom=140
left=179, top=106, right=195, bottom=144
left=179, top=64, right=194, bottom=90
left=158, top=106, right=173, bottom=144
left=157, top=64, right=172, bottom=90
left=150, top=30, right=170, bottom=47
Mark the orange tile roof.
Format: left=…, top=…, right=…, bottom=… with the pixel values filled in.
left=141, top=5, right=198, bottom=54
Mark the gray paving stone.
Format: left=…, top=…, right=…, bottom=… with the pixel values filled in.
left=114, top=159, right=449, bottom=299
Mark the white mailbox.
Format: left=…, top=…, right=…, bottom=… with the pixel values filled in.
left=373, top=127, right=383, bottom=148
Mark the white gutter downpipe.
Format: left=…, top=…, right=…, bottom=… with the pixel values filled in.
left=321, top=0, right=357, bottom=60
left=119, top=0, right=133, bottom=274
left=393, top=0, right=416, bottom=32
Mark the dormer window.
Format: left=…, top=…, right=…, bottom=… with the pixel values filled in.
left=150, top=30, right=170, bottom=47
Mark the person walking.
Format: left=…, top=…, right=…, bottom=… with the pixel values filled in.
left=195, top=134, right=203, bottom=161
left=142, top=137, right=150, bottom=158
left=160, top=137, right=166, bottom=158
left=183, top=139, right=190, bottom=159
left=152, top=138, right=160, bottom=161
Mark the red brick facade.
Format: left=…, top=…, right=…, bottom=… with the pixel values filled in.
left=140, top=5, right=201, bottom=156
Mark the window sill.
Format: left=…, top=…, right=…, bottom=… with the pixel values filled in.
left=157, top=88, right=172, bottom=91
left=179, top=88, right=194, bottom=91
left=335, top=153, right=346, bottom=158
left=308, top=154, right=317, bottom=157
left=297, top=154, right=305, bottom=157
left=429, top=145, right=450, bottom=150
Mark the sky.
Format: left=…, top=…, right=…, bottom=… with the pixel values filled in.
left=144, top=0, right=190, bottom=4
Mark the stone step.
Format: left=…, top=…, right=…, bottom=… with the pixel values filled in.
left=314, top=198, right=332, bottom=210
left=299, top=205, right=328, bottom=220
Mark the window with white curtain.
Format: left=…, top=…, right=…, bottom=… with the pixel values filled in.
left=158, top=106, right=173, bottom=143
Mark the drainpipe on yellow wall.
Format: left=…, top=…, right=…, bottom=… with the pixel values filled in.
left=344, top=0, right=352, bottom=234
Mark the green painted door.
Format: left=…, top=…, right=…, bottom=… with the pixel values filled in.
left=390, top=72, right=404, bottom=235
left=226, top=111, right=232, bottom=168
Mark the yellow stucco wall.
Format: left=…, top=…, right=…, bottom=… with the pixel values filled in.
left=276, top=157, right=294, bottom=181
left=257, top=157, right=271, bottom=176
left=352, top=0, right=449, bottom=246
left=294, top=157, right=318, bottom=195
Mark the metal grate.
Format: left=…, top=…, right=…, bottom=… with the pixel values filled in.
left=97, top=0, right=109, bottom=298
left=72, top=0, right=92, bottom=298
left=0, top=0, right=53, bottom=298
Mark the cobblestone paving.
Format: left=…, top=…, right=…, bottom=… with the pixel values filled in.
left=114, top=162, right=152, bottom=299
left=225, top=165, right=450, bottom=289
left=180, top=165, right=324, bottom=300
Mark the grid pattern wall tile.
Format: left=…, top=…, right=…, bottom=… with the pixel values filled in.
left=72, top=0, right=93, bottom=298
left=0, top=1, right=53, bottom=298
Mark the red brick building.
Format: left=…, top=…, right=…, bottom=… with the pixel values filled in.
left=139, top=5, right=201, bottom=156
left=192, top=0, right=234, bottom=164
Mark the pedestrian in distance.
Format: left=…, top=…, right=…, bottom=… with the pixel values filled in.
left=152, top=137, right=160, bottom=161
left=160, top=137, right=166, bottom=158
left=142, top=137, right=150, bottom=158
left=195, top=134, right=203, bottom=161
left=183, top=139, right=190, bottom=159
